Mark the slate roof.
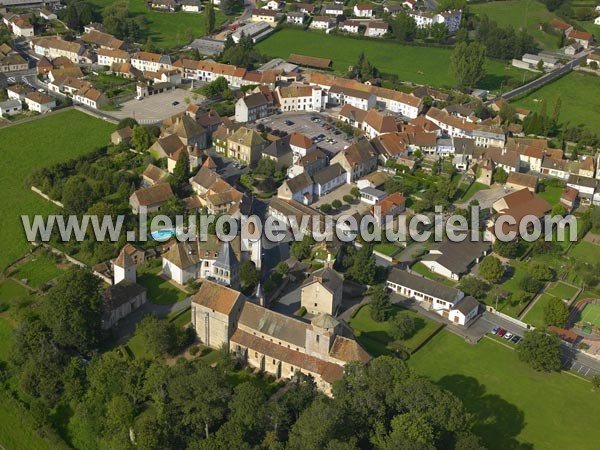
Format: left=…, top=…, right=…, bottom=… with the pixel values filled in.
left=387, top=268, right=461, bottom=302
left=284, top=171, right=314, bottom=194
left=238, top=301, right=308, bottom=348
left=423, top=239, right=491, bottom=275
left=452, top=296, right=480, bottom=315
left=302, top=267, right=343, bottom=294
left=213, top=241, right=239, bottom=271
left=312, top=163, right=346, bottom=185
left=103, top=279, right=146, bottom=312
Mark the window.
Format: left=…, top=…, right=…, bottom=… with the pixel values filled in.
left=254, top=352, right=258, bottom=357
left=316, top=334, right=320, bottom=343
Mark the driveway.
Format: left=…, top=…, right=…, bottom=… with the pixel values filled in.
left=456, top=185, right=514, bottom=210
left=104, top=88, right=205, bottom=123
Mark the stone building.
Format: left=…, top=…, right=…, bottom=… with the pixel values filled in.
left=301, top=267, right=343, bottom=315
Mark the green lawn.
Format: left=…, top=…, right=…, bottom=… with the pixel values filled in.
left=226, top=367, right=283, bottom=397
left=138, top=265, right=188, bottom=305
left=458, top=182, right=489, bottom=202
left=0, top=280, right=32, bottom=305
left=513, top=71, right=600, bottom=132
left=537, top=184, right=564, bottom=206
left=410, top=331, right=600, bottom=450
left=568, top=240, right=600, bottom=266
left=411, top=262, right=457, bottom=286
left=521, top=293, right=554, bottom=328
left=256, top=28, right=533, bottom=91
left=11, top=253, right=64, bottom=289
left=373, top=242, right=401, bottom=257
left=89, top=0, right=228, bottom=49
left=545, top=281, right=578, bottom=300
left=0, top=317, right=12, bottom=361
left=0, top=110, right=115, bottom=270
left=471, top=0, right=560, bottom=50
left=349, top=304, right=442, bottom=355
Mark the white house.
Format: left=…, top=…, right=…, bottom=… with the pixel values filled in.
left=310, top=16, right=334, bottom=30
left=0, top=99, right=22, bottom=117
left=287, top=12, right=305, bottom=25
left=328, top=85, right=376, bottom=110
left=387, top=268, right=480, bottom=325
left=181, top=0, right=203, bottom=12
left=354, top=4, right=373, bottom=17
left=266, top=0, right=284, bottom=10
left=324, top=4, right=344, bottom=15
left=10, top=16, right=34, bottom=37
left=313, top=163, right=347, bottom=196
left=130, top=52, right=173, bottom=72
left=24, top=92, right=55, bottom=113
left=359, top=187, right=387, bottom=205
left=340, top=20, right=360, bottom=34
left=97, top=48, right=129, bottom=67
left=365, top=21, right=388, bottom=37
left=420, top=239, right=491, bottom=281
left=275, top=84, right=324, bottom=112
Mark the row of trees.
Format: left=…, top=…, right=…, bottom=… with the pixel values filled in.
left=474, top=16, right=536, bottom=61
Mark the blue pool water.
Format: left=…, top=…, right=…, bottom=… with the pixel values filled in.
left=150, top=228, right=176, bottom=241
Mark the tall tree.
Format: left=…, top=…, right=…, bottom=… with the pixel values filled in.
left=544, top=297, right=569, bottom=327
left=517, top=329, right=562, bottom=372
left=451, top=41, right=486, bottom=90
left=205, top=2, right=216, bottom=35
left=41, top=268, right=103, bottom=353
left=478, top=255, right=504, bottom=283
left=173, top=149, right=190, bottom=185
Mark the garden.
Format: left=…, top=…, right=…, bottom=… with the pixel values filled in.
left=349, top=303, right=443, bottom=356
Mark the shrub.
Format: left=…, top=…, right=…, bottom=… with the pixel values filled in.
left=343, top=194, right=354, bottom=203
left=295, top=306, right=307, bottom=317
left=320, top=203, right=333, bottom=214
left=332, top=199, right=342, bottom=209
left=189, top=346, right=201, bottom=356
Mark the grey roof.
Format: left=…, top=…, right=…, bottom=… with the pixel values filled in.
left=0, top=99, right=21, bottom=109
left=303, top=267, right=343, bottom=294
left=567, top=174, right=597, bottom=189
left=241, top=92, right=268, bottom=109
left=238, top=301, right=308, bottom=347
left=453, top=137, right=475, bottom=155
left=387, top=268, right=460, bottom=302
left=264, top=135, right=292, bottom=158
left=214, top=241, right=239, bottom=271
left=312, top=163, right=346, bottom=185
left=452, top=296, right=480, bottom=315
left=103, top=279, right=146, bottom=312
left=360, top=187, right=387, bottom=198
left=311, top=313, right=340, bottom=330
left=422, top=239, right=491, bottom=275
left=284, top=171, right=314, bottom=194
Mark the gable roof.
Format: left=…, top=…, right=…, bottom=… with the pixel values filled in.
left=283, top=171, right=314, bottom=194
left=192, top=280, right=246, bottom=315
left=388, top=268, right=461, bottom=302
left=312, top=163, right=346, bottom=185
left=239, top=301, right=308, bottom=347
left=288, top=53, right=332, bottom=69
left=303, top=267, right=343, bottom=294
left=130, top=183, right=174, bottom=206
left=423, top=239, right=491, bottom=275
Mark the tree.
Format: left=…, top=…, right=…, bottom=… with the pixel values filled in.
left=240, top=261, right=259, bottom=292
left=290, top=234, right=314, bottom=260
left=543, top=297, right=569, bottom=327
left=451, top=41, right=486, bottom=90
left=135, top=316, right=176, bottom=357
left=370, top=286, right=392, bottom=322
left=41, top=268, right=103, bottom=353
left=320, top=203, right=333, bottom=214
left=173, top=149, right=190, bottom=185
left=478, top=256, right=504, bottom=283
left=390, top=314, right=416, bottom=340
left=343, top=194, right=354, bottom=203
left=458, top=276, right=490, bottom=299
left=592, top=375, right=600, bottom=391
left=62, top=176, right=95, bottom=214
left=492, top=167, right=508, bottom=184
left=347, top=244, right=377, bottom=285
left=117, top=117, right=138, bottom=129
left=527, top=262, right=554, bottom=281
left=498, top=101, right=516, bottom=124
left=552, top=203, right=567, bottom=217
left=275, top=262, right=290, bottom=276
left=205, top=2, right=216, bottom=34
left=517, top=329, right=562, bottom=372
left=255, top=157, right=276, bottom=177
left=493, top=239, right=520, bottom=258
left=132, top=125, right=154, bottom=151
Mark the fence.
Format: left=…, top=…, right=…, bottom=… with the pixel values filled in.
left=30, top=186, right=63, bottom=208
left=486, top=306, right=535, bottom=330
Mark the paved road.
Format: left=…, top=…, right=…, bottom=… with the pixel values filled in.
left=498, top=47, right=596, bottom=101
left=239, top=0, right=257, bottom=22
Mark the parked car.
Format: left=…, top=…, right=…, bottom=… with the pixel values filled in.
left=492, top=326, right=500, bottom=335
left=504, top=332, right=513, bottom=340
left=511, top=335, right=521, bottom=344
left=497, top=328, right=507, bottom=337
left=285, top=120, right=294, bottom=126
left=171, top=101, right=179, bottom=106
left=334, top=130, right=342, bottom=135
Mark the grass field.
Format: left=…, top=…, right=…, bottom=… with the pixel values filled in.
left=521, top=293, right=554, bottom=328
left=471, top=0, right=560, bottom=50
left=410, top=331, right=600, bottom=450
left=89, top=0, right=227, bottom=49
left=538, top=184, right=564, bottom=205
left=256, top=29, right=533, bottom=91
left=580, top=303, right=600, bottom=328
left=349, top=304, right=442, bottom=355
left=373, top=242, right=402, bottom=257
left=11, top=253, right=64, bottom=289
left=411, top=262, right=457, bottom=286
left=459, top=182, right=489, bottom=202
left=138, top=265, right=188, bottom=305
left=545, top=281, right=578, bottom=300
left=513, top=71, right=600, bottom=132
left=568, top=240, right=600, bottom=266
left=0, top=110, right=114, bottom=270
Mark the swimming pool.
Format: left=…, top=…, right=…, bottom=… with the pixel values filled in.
left=150, top=228, right=176, bottom=241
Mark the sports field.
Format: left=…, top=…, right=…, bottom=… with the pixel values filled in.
left=256, top=29, right=533, bottom=90
left=0, top=110, right=115, bottom=269
left=471, top=0, right=559, bottom=50
left=513, top=71, right=600, bottom=132
left=580, top=303, right=600, bottom=328
left=410, top=331, right=600, bottom=450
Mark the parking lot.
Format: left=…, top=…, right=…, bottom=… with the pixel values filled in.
left=105, top=88, right=204, bottom=123
left=256, top=112, right=351, bottom=156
